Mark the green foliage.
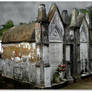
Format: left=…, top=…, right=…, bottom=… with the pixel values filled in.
left=69, top=14, right=72, bottom=24
left=88, top=9, right=92, bottom=21
left=53, top=71, right=60, bottom=83
left=76, top=9, right=79, bottom=16
left=86, top=6, right=92, bottom=21
left=80, top=9, right=87, bottom=15
left=2, top=20, right=14, bottom=29
left=0, top=20, right=14, bottom=37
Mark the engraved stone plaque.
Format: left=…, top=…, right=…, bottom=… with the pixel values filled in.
left=44, top=67, right=51, bottom=87
left=49, top=43, right=63, bottom=66
left=66, top=46, right=70, bottom=61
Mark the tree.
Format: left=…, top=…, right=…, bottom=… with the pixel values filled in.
left=2, top=20, right=14, bottom=29
left=0, top=20, right=14, bottom=36
left=80, top=9, right=87, bottom=15
left=86, top=6, right=92, bottom=21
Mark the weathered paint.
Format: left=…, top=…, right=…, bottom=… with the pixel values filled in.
left=2, top=43, right=37, bottom=63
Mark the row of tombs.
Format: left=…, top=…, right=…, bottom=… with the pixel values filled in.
left=0, top=3, right=92, bottom=88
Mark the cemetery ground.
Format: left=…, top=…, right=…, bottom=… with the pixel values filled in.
left=0, top=74, right=92, bottom=89
left=62, top=75, right=92, bottom=89
left=0, top=74, right=35, bottom=89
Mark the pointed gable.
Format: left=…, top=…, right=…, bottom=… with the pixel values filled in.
left=48, top=4, right=64, bottom=42
left=69, top=9, right=85, bottom=28
left=80, top=17, right=89, bottom=42
left=47, top=4, right=58, bottom=22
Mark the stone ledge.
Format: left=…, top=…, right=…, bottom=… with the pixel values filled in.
left=51, top=80, right=68, bottom=89
left=34, top=80, right=68, bottom=89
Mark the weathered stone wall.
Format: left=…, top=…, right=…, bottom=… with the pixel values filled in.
left=2, top=42, right=40, bottom=63
left=48, top=7, right=64, bottom=83
left=0, top=58, right=37, bottom=83
left=80, top=43, right=89, bottom=73
left=79, top=18, right=89, bottom=74
left=0, top=42, right=41, bottom=85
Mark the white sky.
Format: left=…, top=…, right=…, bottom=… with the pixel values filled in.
left=0, top=2, right=92, bottom=25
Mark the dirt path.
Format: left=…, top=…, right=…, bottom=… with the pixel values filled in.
left=62, top=76, right=92, bottom=89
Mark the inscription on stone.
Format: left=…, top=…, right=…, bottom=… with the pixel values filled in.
left=66, top=46, right=70, bottom=61
left=44, top=67, right=51, bottom=87
left=49, top=43, right=63, bottom=66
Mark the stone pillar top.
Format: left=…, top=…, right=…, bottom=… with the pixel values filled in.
left=86, top=12, right=90, bottom=25
left=62, top=10, right=69, bottom=24
left=37, top=4, right=47, bottom=22
left=70, top=8, right=77, bottom=27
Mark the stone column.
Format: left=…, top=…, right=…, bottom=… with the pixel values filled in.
left=67, top=62, right=74, bottom=81
left=65, top=45, right=73, bottom=81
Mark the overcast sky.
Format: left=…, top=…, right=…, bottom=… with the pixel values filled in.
left=0, top=2, right=92, bottom=25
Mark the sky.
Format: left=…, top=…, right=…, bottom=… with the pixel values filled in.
left=0, top=2, right=92, bottom=25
